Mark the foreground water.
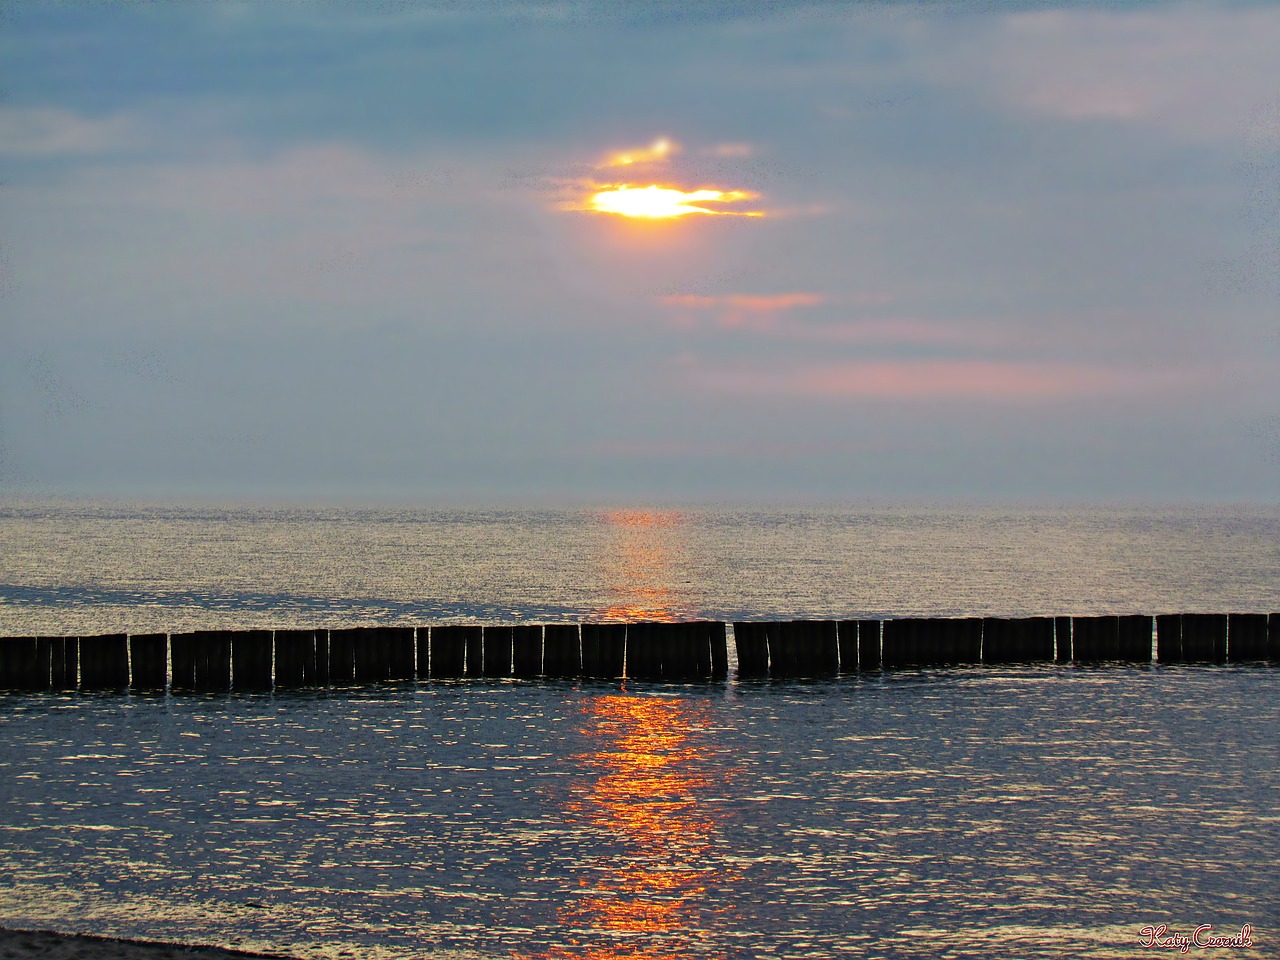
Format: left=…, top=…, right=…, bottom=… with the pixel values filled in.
left=1, top=502, right=1278, bottom=958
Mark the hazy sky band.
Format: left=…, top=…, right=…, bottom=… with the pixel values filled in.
left=3, top=0, right=1278, bottom=500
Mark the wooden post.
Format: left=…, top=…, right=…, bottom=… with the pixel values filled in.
left=581, top=623, right=624, bottom=679
left=482, top=626, right=514, bottom=677
left=353, top=627, right=390, bottom=682
left=232, top=630, right=273, bottom=691
left=1270, top=613, right=1280, bottom=662
left=129, top=633, right=168, bottom=691
left=982, top=617, right=1054, bottom=663
left=463, top=626, right=485, bottom=677
left=328, top=628, right=358, bottom=685
left=429, top=625, right=469, bottom=679
left=0, top=637, right=40, bottom=689
left=170, top=632, right=197, bottom=690
left=659, top=622, right=694, bottom=680
left=732, top=622, right=769, bottom=678
left=512, top=625, right=543, bottom=677
left=168, top=631, right=231, bottom=692
left=1117, top=615, right=1153, bottom=663
left=625, top=622, right=661, bottom=680
left=78, top=633, right=129, bottom=690
left=857, top=620, right=881, bottom=670
left=1181, top=613, right=1226, bottom=662
left=777, top=620, right=838, bottom=677
left=543, top=623, right=580, bottom=678
left=945, top=618, right=983, bottom=664
left=837, top=620, right=858, bottom=672
left=387, top=627, right=416, bottom=681
left=881, top=619, right=915, bottom=667
left=705, top=621, right=728, bottom=680
left=275, top=629, right=320, bottom=687
left=1071, top=616, right=1119, bottom=662
left=762, top=621, right=793, bottom=677
left=1227, top=613, right=1268, bottom=661
left=196, top=631, right=232, bottom=691
left=1155, top=614, right=1181, bottom=663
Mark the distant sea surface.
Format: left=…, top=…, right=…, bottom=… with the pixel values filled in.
left=2, top=501, right=1278, bottom=959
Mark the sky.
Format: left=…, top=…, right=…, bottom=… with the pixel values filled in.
left=2, top=0, right=1278, bottom=503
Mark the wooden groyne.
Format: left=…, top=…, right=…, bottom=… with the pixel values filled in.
left=0, top=614, right=1277, bottom=691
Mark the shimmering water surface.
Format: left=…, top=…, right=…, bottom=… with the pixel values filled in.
left=2, top=502, right=1278, bottom=958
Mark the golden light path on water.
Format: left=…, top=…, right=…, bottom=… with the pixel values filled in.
left=540, top=694, right=736, bottom=960
left=594, top=509, right=687, bottom=623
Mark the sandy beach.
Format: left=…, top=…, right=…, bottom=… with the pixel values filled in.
left=0, top=928, right=301, bottom=960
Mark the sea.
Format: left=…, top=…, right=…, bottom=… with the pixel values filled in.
left=1, top=501, right=1278, bottom=959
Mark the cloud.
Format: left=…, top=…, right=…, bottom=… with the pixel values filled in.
left=660, top=292, right=823, bottom=328
left=0, top=107, right=140, bottom=156
left=689, top=357, right=1210, bottom=402
left=947, top=6, right=1280, bottom=142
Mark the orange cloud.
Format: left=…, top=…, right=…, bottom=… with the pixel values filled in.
left=660, top=292, right=823, bottom=328
left=599, top=137, right=678, bottom=169
left=693, top=358, right=1193, bottom=401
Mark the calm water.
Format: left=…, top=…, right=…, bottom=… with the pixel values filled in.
left=2, top=502, right=1278, bottom=958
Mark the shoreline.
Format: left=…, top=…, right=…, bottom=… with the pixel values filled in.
left=0, top=927, right=302, bottom=960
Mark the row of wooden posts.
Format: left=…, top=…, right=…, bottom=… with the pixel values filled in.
left=0, top=613, right=1277, bottom=692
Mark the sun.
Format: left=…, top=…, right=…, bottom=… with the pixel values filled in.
left=589, top=185, right=762, bottom=219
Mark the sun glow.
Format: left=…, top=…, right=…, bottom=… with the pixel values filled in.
left=589, top=184, right=762, bottom=219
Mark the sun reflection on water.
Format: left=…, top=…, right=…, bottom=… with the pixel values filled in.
left=539, top=694, right=734, bottom=959
left=595, top=511, right=689, bottom=623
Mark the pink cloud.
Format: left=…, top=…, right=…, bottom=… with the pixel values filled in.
left=661, top=292, right=824, bottom=328
left=693, top=358, right=1203, bottom=401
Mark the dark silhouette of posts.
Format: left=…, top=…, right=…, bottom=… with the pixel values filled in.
left=429, top=626, right=470, bottom=679
left=1270, top=613, right=1280, bottom=662
left=1117, top=615, right=1153, bottom=662
left=48, top=637, right=75, bottom=689
left=581, top=623, right=624, bottom=679
left=663, top=622, right=703, bottom=680
left=1227, top=613, right=1268, bottom=661
left=1054, top=617, right=1072, bottom=663
left=664, top=621, right=712, bottom=681
left=387, top=627, right=416, bottom=680
left=543, top=624, right=580, bottom=678
left=1071, top=616, right=1119, bottom=662
left=512, top=625, right=543, bottom=677
left=0, top=637, right=41, bottom=689
left=837, top=621, right=859, bottom=672
left=463, top=627, right=485, bottom=677
left=1156, top=614, right=1182, bottom=662
left=769, top=620, right=838, bottom=677
left=883, top=619, right=980, bottom=667
left=129, top=634, right=168, bottom=691
left=78, top=633, right=129, bottom=690
left=982, top=617, right=1054, bottom=663
left=327, top=628, right=358, bottom=685
left=233, top=630, right=273, bottom=691
left=1181, top=613, right=1226, bottom=662
left=170, top=631, right=231, bottom=691
left=708, top=621, right=728, bottom=679
left=482, top=626, right=514, bottom=677
left=275, top=630, right=321, bottom=687
left=625, top=622, right=663, bottom=680
left=733, top=622, right=769, bottom=678
left=858, top=620, right=882, bottom=670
